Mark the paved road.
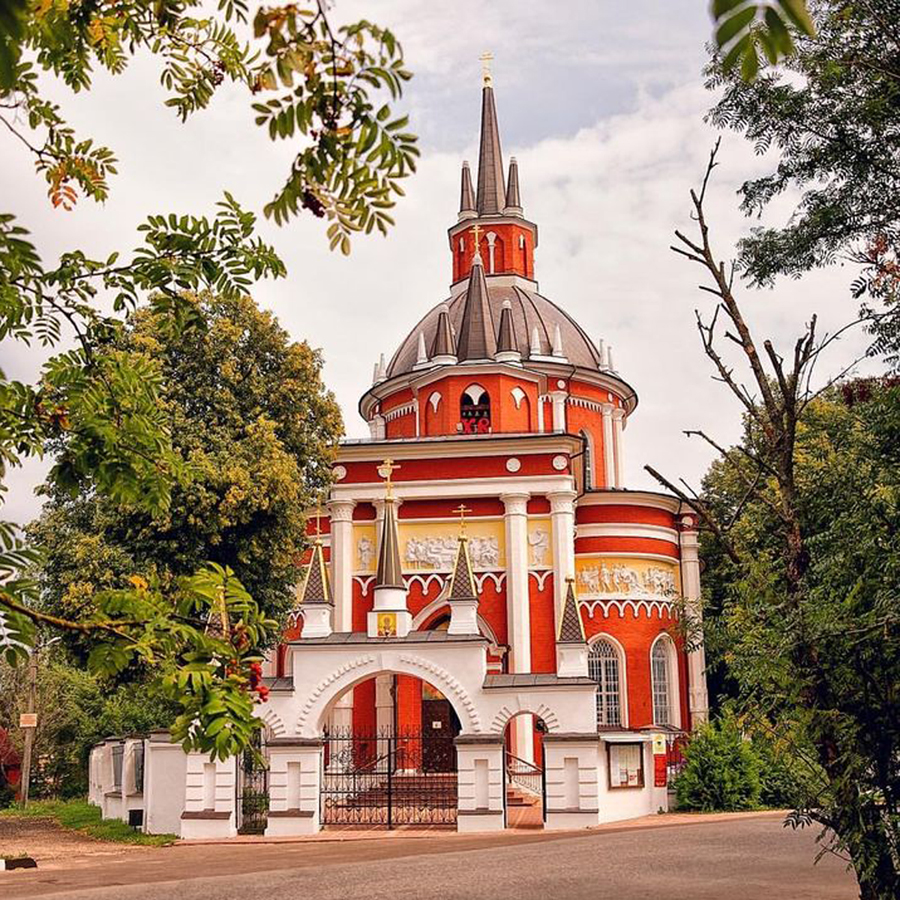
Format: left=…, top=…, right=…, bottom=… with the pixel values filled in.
left=3, top=815, right=858, bottom=900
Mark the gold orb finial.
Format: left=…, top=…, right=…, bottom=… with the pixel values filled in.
left=480, top=51, right=493, bottom=87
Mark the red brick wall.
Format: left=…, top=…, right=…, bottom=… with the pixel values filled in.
left=529, top=574, right=556, bottom=674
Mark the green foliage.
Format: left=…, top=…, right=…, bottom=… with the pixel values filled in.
left=699, top=384, right=900, bottom=893
left=28, top=291, right=341, bottom=635
left=707, top=1, right=900, bottom=363
left=0, top=0, right=417, bottom=249
left=0, top=800, right=176, bottom=845
left=711, top=0, right=815, bottom=81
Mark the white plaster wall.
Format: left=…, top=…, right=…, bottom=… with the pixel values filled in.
left=143, top=735, right=187, bottom=836
left=596, top=740, right=668, bottom=823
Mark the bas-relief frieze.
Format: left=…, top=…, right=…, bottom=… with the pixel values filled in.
left=575, top=557, right=679, bottom=599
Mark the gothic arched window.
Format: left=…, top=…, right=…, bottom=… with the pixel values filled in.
left=651, top=636, right=677, bottom=726
left=589, top=639, right=622, bottom=726
left=460, top=384, right=491, bottom=433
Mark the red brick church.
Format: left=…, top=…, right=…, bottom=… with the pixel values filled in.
left=279, top=60, right=709, bottom=769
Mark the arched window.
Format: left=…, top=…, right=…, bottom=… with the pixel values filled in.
left=460, top=384, right=491, bottom=433
left=651, top=636, right=677, bottom=726
left=589, top=639, right=622, bottom=727
left=581, top=430, right=594, bottom=490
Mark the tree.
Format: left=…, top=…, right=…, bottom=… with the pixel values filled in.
left=28, top=291, right=341, bottom=647
left=707, top=0, right=900, bottom=361
left=0, top=0, right=417, bottom=760
left=649, top=144, right=900, bottom=899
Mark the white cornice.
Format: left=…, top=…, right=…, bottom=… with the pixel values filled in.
left=337, top=432, right=582, bottom=462
left=575, top=523, right=679, bottom=543
left=330, top=474, right=575, bottom=503
left=576, top=490, right=682, bottom=515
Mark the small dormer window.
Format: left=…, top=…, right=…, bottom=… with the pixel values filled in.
left=460, top=384, right=491, bottom=434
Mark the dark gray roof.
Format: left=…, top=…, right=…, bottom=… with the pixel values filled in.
left=298, top=540, right=331, bottom=604
left=496, top=300, right=517, bottom=353
left=505, top=157, right=521, bottom=210
left=448, top=536, right=477, bottom=601
left=456, top=256, right=495, bottom=361
left=558, top=579, right=586, bottom=642
left=262, top=676, right=294, bottom=691
left=476, top=86, right=506, bottom=215
left=429, top=306, right=455, bottom=358
left=459, top=161, right=475, bottom=215
left=483, top=674, right=595, bottom=688
left=387, top=281, right=603, bottom=378
left=375, top=497, right=404, bottom=589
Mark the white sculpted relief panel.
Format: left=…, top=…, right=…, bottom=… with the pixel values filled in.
left=528, top=528, right=549, bottom=567
left=577, top=562, right=677, bottom=599
left=404, top=535, right=500, bottom=570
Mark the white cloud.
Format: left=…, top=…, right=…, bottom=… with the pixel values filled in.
left=1, top=2, right=873, bottom=525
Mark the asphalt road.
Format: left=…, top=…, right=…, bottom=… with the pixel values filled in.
left=3, top=815, right=858, bottom=900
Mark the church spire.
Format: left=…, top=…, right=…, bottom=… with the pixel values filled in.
left=456, top=248, right=496, bottom=361
left=475, top=53, right=506, bottom=216
left=375, top=495, right=404, bottom=589
left=504, top=157, right=522, bottom=216
left=495, top=299, right=520, bottom=362
left=459, top=161, right=476, bottom=220
left=558, top=578, right=586, bottom=643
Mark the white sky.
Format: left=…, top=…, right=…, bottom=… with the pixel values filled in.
left=1, top=0, right=874, bottom=525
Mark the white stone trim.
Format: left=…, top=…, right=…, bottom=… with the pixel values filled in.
left=582, top=598, right=676, bottom=620
left=353, top=575, right=376, bottom=597
left=575, top=523, right=679, bottom=543
left=489, top=701, right=560, bottom=735
left=575, top=491, right=681, bottom=514
left=567, top=395, right=603, bottom=412
left=649, top=632, right=682, bottom=730
left=528, top=569, right=552, bottom=591
left=575, top=550, right=680, bottom=564
left=383, top=401, right=416, bottom=423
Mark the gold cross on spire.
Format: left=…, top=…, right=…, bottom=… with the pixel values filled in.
left=480, top=51, right=493, bottom=87
left=377, top=458, right=401, bottom=499
left=454, top=503, right=473, bottom=535
left=471, top=223, right=483, bottom=255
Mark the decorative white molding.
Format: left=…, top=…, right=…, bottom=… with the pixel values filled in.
left=384, top=401, right=416, bottom=423
left=500, top=491, right=530, bottom=516
left=529, top=569, right=553, bottom=591
left=475, top=571, right=505, bottom=592
left=327, top=499, right=356, bottom=523
left=582, top=598, right=677, bottom=619
left=428, top=391, right=442, bottom=413
left=510, top=387, right=526, bottom=409
left=490, top=701, right=560, bottom=735
left=552, top=454, right=568, bottom=471
left=399, top=653, right=481, bottom=731
left=297, top=654, right=376, bottom=731
left=353, top=575, right=376, bottom=597
left=577, top=562, right=677, bottom=598
left=332, top=465, right=347, bottom=481
left=575, top=523, right=679, bottom=543
left=405, top=534, right=500, bottom=569
left=506, top=457, right=521, bottom=473
left=567, top=395, right=603, bottom=413
left=462, top=383, right=487, bottom=404
left=259, top=707, right=287, bottom=737
left=404, top=573, right=447, bottom=595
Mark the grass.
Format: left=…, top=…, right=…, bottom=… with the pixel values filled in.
left=0, top=800, right=176, bottom=846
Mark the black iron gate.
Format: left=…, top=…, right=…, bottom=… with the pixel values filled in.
left=236, top=734, right=269, bottom=835
left=321, top=726, right=457, bottom=828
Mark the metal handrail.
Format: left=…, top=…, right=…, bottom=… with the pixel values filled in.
left=505, top=751, right=543, bottom=798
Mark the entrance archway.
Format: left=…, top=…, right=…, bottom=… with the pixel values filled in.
left=504, top=712, right=546, bottom=830
left=319, top=675, right=461, bottom=829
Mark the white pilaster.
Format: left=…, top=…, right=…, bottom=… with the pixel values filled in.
left=548, top=490, right=577, bottom=625
left=612, top=407, right=625, bottom=489
left=550, top=390, right=567, bottom=432
left=501, top=491, right=532, bottom=763
left=679, top=521, right=709, bottom=725
left=542, top=735, right=601, bottom=830
left=265, top=739, right=324, bottom=836
left=327, top=499, right=356, bottom=633
left=180, top=752, right=237, bottom=839
left=455, top=736, right=505, bottom=832
left=601, top=403, right=615, bottom=489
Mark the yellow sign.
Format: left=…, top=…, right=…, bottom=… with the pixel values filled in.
left=376, top=612, right=397, bottom=638
left=19, top=713, right=37, bottom=728
left=652, top=733, right=666, bottom=754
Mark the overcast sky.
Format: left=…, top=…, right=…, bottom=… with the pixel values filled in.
left=2, top=0, right=874, bottom=525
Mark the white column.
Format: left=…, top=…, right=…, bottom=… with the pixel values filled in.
left=601, top=403, right=615, bottom=488
left=327, top=499, right=356, bottom=633
left=679, top=520, right=709, bottom=725
left=550, top=390, right=567, bottom=432
left=612, top=407, right=625, bottom=489
left=180, top=753, right=237, bottom=839
left=455, top=736, right=505, bottom=832
left=501, top=491, right=533, bottom=764
left=537, top=395, right=545, bottom=433
left=548, top=490, right=577, bottom=626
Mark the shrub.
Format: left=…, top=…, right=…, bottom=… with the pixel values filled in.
left=675, top=710, right=762, bottom=811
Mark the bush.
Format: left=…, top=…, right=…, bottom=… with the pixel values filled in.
left=675, top=710, right=762, bottom=811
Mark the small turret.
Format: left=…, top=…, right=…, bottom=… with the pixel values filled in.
left=556, top=578, right=588, bottom=678
left=430, top=305, right=457, bottom=365
left=494, top=299, right=521, bottom=363
left=456, top=251, right=496, bottom=362
left=290, top=530, right=333, bottom=638
left=459, top=161, right=477, bottom=221
left=446, top=524, right=480, bottom=635
left=503, top=157, right=522, bottom=217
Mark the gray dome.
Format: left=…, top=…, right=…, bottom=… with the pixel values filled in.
left=387, top=282, right=602, bottom=378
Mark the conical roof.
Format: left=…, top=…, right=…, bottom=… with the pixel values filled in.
left=298, top=540, right=332, bottom=605
left=375, top=497, right=404, bottom=589
left=558, top=579, right=586, bottom=643
left=430, top=305, right=455, bottom=358
left=496, top=299, right=517, bottom=354
left=505, top=157, right=521, bottom=211
left=448, top=535, right=478, bottom=601
left=455, top=254, right=496, bottom=361
left=476, top=86, right=506, bottom=216
left=459, top=161, right=476, bottom=216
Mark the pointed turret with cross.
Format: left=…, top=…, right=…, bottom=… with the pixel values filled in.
left=446, top=504, right=481, bottom=636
